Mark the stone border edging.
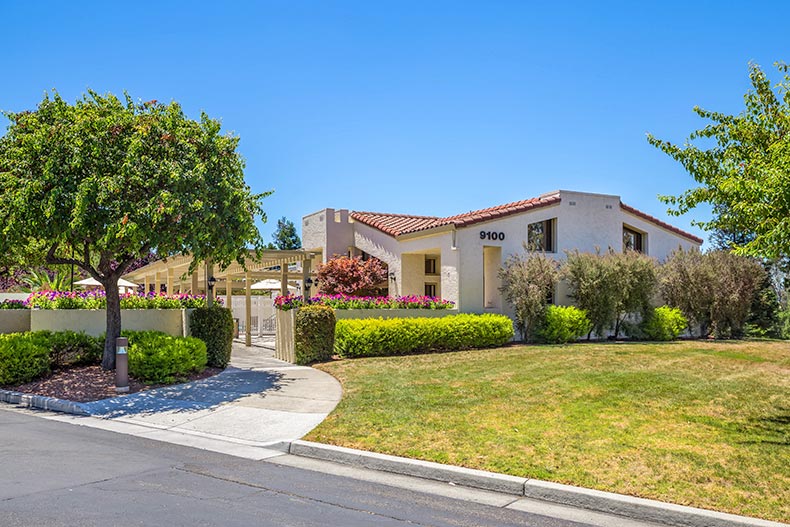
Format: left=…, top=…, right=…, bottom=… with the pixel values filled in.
left=289, top=440, right=787, bottom=527
left=0, top=388, right=89, bottom=416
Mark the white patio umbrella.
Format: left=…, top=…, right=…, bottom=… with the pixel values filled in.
left=74, top=277, right=138, bottom=292
left=250, top=279, right=297, bottom=293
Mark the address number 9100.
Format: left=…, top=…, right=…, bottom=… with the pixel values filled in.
left=480, top=231, right=505, bottom=241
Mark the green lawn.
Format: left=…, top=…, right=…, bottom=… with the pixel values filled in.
left=307, top=340, right=790, bottom=522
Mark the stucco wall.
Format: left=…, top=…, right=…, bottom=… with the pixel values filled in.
left=0, top=310, right=31, bottom=334
left=305, top=190, right=701, bottom=314
left=302, top=208, right=355, bottom=263
left=29, top=309, right=190, bottom=337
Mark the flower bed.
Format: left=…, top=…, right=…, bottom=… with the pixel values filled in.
left=0, top=300, right=27, bottom=310
left=274, top=294, right=455, bottom=311
left=23, top=291, right=219, bottom=310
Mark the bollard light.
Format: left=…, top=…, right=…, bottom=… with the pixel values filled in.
left=115, top=337, right=129, bottom=393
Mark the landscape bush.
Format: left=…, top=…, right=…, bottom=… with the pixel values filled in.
left=126, top=331, right=207, bottom=384
left=0, top=333, right=50, bottom=385
left=294, top=305, right=336, bottom=365
left=189, top=306, right=234, bottom=368
left=334, top=314, right=514, bottom=358
left=537, top=305, right=592, bottom=344
left=33, top=330, right=103, bottom=368
left=0, top=300, right=27, bottom=309
left=642, top=306, right=688, bottom=341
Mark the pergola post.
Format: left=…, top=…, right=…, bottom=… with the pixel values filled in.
left=191, top=270, right=198, bottom=295
left=144, top=275, right=150, bottom=294
left=205, top=260, right=214, bottom=307
left=302, top=259, right=311, bottom=298
left=154, top=272, right=161, bottom=295
left=226, top=274, right=233, bottom=313
left=166, top=268, right=174, bottom=295
left=245, top=271, right=252, bottom=347
left=280, top=266, right=288, bottom=296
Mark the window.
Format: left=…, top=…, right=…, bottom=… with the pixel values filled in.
left=425, top=257, right=438, bottom=275
left=424, top=283, right=437, bottom=297
left=623, top=226, right=644, bottom=253
left=527, top=219, right=555, bottom=252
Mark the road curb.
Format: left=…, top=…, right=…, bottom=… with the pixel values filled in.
left=0, top=389, right=89, bottom=416
left=289, top=440, right=786, bottom=527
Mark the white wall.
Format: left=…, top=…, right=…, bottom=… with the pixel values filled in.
left=304, top=190, right=701, bottom=313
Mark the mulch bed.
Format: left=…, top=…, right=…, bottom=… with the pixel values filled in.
left=5, top=366, right=223, bottom=403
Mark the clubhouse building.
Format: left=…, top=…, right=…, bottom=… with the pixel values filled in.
left=302, top=190, right=702, bottom=315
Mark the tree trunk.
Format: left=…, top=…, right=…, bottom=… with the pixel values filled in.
left=102, top=280, right=122, bottom=370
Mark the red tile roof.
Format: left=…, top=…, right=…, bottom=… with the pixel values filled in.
left=351, top=194, right=561, bottom=237
left=350, top=194, right=702, bottom=244
left=620, top=202, right=703, bottom=244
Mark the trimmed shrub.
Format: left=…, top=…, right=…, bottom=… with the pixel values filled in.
left=189, top=306, right=234, bottom=368
left=0, top=333, right=50, bottom=385
left=537, top=305, right=592, bottom=344
left=642, top=306, right=688, bottom=341
left=38, top=330, right=102, bottom=368
left=334, top=314, right=514, bottom=358
left=126, top=331, right=207, bottom=384
left=295, top=305, right=336, bottom=365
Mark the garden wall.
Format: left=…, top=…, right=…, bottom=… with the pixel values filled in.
left=274, top=308, right=461, bottom=363
left=0, top=310, right=31, bottom=333
left=25, top=309, right=193, bottom=337
left=332, top=309, right=459, bottom=320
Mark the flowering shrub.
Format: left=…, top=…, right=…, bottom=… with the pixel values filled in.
left=274, top=294, right=455, bottom=311
left=24, top=291, right=220, bottom=310
left=0, top=300, right=27, bottom=310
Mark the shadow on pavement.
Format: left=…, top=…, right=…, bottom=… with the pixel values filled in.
left=81, top=369, right=287, bottom=418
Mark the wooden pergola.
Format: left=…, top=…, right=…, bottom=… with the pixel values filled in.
left=123, top=249, right=317, bottom=346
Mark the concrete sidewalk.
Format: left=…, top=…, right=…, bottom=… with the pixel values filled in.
left=71, top=339, right=342, bottom=451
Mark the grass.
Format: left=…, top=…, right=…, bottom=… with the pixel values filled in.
left=307, top=340, right=790, bottom=522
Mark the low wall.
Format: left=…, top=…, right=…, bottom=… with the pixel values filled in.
left=275, top=310, right=296, bottom=363
left=28, top=309, right=192, bottom=337
left=0, top=293, right=29, bottom=302
left=0, top=310, right=32, bottom=334
left=332, top=309, right=459, bottom=320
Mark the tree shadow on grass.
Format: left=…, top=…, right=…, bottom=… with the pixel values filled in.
left=737, top=407, right=790, bottom=446
left=80, top=367, right=288, bottom=418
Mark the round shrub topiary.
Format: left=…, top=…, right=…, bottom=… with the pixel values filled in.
left=643, top=306, right=688, bottom=341
left=295, top=305, right=336, bottom=365
left=190, top=306, right=234, bottom=368
left=128, top=332, right=207, bottom=384
left=537, top=305, right=592, bottom=344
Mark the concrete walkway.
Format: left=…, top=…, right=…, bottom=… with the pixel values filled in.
left=69, top=339, right=342, bottom=454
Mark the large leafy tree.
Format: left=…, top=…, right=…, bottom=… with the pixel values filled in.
left=270, top=216, right=301, bottom=250
left=647, top=62, right=790, bottom=260
left=0, top=91, right=269, bottom=368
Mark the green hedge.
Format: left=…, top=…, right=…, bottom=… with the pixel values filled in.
left=0, top=333, right=50, bottom=385
left=29, top=331, right=103, bottom=368
left=334, top=314, right=514, bottom=358
left=189, top=306, right=234, bottom=368
left=537, top=305, right=592, bottom=344
left=642, top=306, right=688, bottom=341
left=295, top=305, right=336, bottom=365
left=125, top=330, right=207, bottom=384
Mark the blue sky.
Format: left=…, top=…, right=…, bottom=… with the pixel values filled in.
left=2, top=1, right=789, bottom=246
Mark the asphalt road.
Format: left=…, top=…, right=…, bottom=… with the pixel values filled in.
left=0, top=407, right=658, bottom=527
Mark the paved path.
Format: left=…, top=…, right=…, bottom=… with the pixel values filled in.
left=68, top=338, right=342, bottom=455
